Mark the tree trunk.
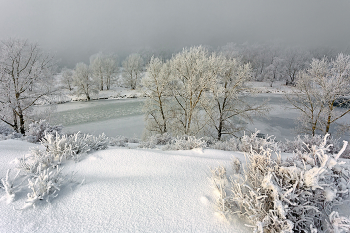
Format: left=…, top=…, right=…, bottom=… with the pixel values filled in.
left=12, top=110, right=19, bottom=133
left=18, top=109, right=26, bottom=135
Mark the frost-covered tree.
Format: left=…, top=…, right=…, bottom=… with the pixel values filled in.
left=203, top=56, right=269, bottom=140
left=142, top=57, right=171, bottom=135
left=72, top=63, right=98, bottom=101
left=286, top=54, right=350, bottom=135
left=283, top=47, right=311, bottom=85
left=0, top=38, right=56, bottom=135
left=61, top=68, right=73, bottom=91
left=122, top=53, right=143, bottom=89
left=90, top=52, right=119, bottom=91
left=103, top=54, right=119, bottom=90
left=90, top=52, right=105, bottom=91
left=166, top=46, right=221, bottom=136
left=264, top=56, right=284, bottom=87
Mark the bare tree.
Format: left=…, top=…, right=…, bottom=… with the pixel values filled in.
left=0, top=38, right=56, bottom=135
left=72, top=63, right=98, bottom=101
left=122, top=53, right=143, bottom=89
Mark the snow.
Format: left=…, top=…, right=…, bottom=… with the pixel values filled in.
left=0, top=140, right=250, bottom=232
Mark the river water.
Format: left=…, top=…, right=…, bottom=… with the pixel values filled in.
left=44, top=94, right=349, bottom=141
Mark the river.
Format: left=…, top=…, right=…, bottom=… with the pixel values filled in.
left=43, top=94, right=349, bottom=141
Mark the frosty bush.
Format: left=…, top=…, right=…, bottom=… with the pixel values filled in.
left=163, top=135, right=207, bottom=150
left=0, top=131, right=110, bottom=209
left=212, top=134, right=350, bottom=232
left=85, top=133, right=109, bottom=151
left=139, top=133, right=173, bottom=149
left=238, top=130, right=279, bottom=153
left=211, top=137, right=239, bottom=151
left=23, top=166, right=66, bottom=209
left=1, top=169, right=25, bottom=203
left=281, top=134, right=350, bottom=158
left=0, top=123, right=15, bottom=136
left=26, top=120, right=63, bottom=143
left=109, top=135, right=128, bottom=147
left=0, top=123, right=22, bottom=140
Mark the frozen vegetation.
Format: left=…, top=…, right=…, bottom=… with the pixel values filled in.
left=1, top=39, right=350, bottom=232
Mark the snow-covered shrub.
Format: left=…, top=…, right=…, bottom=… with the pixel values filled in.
left=18, top=146, right=64, bottom=176
left=1, top=169, right=25, bottom=203
left=238, top=130, right=279, bottom=153
left=139, top=133, right=173, bottom=149
left=23, top=166, right=66, bottom=209
left=0, top=123, right=22, bottom=140
left=163, top=135, right=207, bottom=150
left=127, top=137, right=140, bottom=143
left=109, top=135, right=128, bottom=147
left=327, top=211, right=350, bottom=233
left=85, top=133, right=109, bottom=151
left=19, top=132, right=108, bottom=176
left=6, top=131, right=110, bottom=209
left=281, top=134, right=350, bottom=158
left=211, top=137, right=239, bottom=151
left=26, top=120, right=63, bottom=143
left=0, top=123, right=15, bottom=136
left=212, top=134, right=350, bottom=232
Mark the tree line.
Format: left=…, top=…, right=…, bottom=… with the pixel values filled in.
left=0, top=38, right=349, bottom=139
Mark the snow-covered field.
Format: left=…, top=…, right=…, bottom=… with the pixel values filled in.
left=0, top=139, right=251, bottom=232
left=2, top=81, right=350, bottom=232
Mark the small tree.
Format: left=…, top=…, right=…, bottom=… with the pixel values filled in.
left=283, top=47, right=311, bottom=85
left=72, top=63, right=99, bottom=101
left=122, top=53, right=143, bottom=89
left=90, top=53, right=119, bottom=91
left=286, top=54, right=350, bottom=135
left=103, top=54, right=119, bottom=90
left=90, top=53, right=105, bottom=91
left=61, top=68, right=73, bottom=91
left=264, top=57, right=284, bottom=87
left=0, top=38, right=56, bottom=135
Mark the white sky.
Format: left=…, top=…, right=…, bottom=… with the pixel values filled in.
left=0, top=0, right=349, bottom=66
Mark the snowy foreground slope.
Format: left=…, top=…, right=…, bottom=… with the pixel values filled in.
left=0, top=140, right=251, bottom=233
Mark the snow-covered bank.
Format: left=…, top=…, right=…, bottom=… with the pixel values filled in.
left=0, top=140, right=250, bottom=233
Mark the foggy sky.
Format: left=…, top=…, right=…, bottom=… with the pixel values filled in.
left=0, top=0, right=349, bottom=67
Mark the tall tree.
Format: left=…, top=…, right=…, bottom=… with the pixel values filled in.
left=142, top=57, right=170, bottom=135
left=202, top=56, right=269, bottom=140
left=0, top=38, right=56, bottom=135
left=167, top=46, right=220, bottom=136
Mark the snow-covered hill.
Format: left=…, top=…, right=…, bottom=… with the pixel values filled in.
left=0, top=139, right=250, bottom=232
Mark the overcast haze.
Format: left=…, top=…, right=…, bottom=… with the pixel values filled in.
left=1, top=0, right=349, bottom=67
